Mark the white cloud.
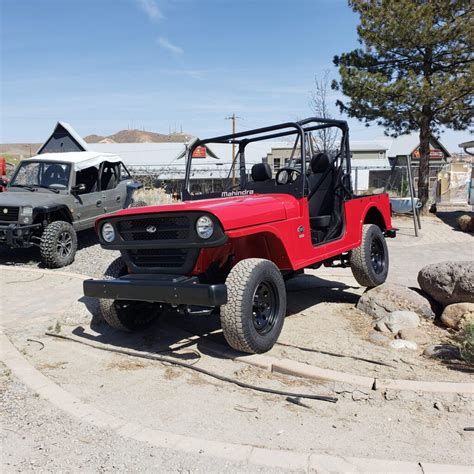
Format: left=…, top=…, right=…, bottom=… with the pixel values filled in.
left=157, top=37, right=184, bottom=55
left=136, top=0, right=164, bottom=20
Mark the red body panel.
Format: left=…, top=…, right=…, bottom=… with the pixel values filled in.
left=99, top=193, right=392, bottom=274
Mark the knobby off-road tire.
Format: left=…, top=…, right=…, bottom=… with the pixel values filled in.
left=220, top=258, right=287, bottom=354
left=99, top=258, right=160, bottom=331
left=40, top=220, right=78, bottom=269
left=350, top=224, right=389, bottom=288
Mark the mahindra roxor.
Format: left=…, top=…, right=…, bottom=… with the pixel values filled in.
left=84, top=118, right=395, bottom=353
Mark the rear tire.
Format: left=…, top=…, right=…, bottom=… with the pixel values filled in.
left=350, top=224, right=389, bottom=287
left=99, top=258, right=161, bottom=331
left=40, top=221, right=77, bottom=268
left=220, top=258, right=286, bottom=354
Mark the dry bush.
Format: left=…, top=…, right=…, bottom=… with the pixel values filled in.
left=133, top=187, right=176, bottom=206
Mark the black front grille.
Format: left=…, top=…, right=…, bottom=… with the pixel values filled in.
left=118, top=216, right=190, bottom=241
left=128, top=248, right=189, bottom=268
left=0, top=206, right=19, bottom=222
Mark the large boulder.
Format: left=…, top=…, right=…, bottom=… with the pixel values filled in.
left=357, top=283, right=437, bottom=320
left=440, top=302, right=474, bottom=330
left=418, top=261, right=474, bottom=306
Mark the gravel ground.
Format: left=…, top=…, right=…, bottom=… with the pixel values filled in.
left=0, top=364, right=286, bottom=473
left=0, top=229, right=118, bottom=279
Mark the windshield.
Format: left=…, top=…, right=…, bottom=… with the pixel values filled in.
left=11, top=161, right=71, bottom=190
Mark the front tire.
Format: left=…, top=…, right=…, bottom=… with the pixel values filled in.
left=99, top=258, right=161, bottom=331
left=220, top=258, right=286, bottom=354
left=350, top=224, right=389, bottom=287
left=40, top=221, right=77, bottom=268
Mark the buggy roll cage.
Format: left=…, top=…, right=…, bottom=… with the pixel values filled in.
left=182, top=117, right=351, bottom=199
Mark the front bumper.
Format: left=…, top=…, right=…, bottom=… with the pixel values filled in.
left=83, top=273, right=228, bottom=307
left=0, top=222, right=42, bottom=247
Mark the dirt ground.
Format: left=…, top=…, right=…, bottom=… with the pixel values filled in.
left=1, top=212, right=473, bottom=469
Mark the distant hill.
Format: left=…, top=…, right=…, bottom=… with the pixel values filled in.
left=0, top=129, right=193, bottom=160
left=84, top=129, right=192, bottom=144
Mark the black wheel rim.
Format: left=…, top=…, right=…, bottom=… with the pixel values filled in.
left=57, top=231, right=73, bottom=258
left=370, top=237, right=385, bottom=274
left=252, top=280, right=279, bottom=335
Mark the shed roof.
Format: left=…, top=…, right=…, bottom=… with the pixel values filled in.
left=37, top=121, right=90, bottom=154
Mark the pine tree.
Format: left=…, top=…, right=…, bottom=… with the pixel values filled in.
left=332, top=0, right=473, bottom=210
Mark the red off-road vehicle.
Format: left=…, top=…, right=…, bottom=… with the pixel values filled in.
left=84, top=118, right=395, bottom=353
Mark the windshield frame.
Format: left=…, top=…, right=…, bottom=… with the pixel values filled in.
left=9, top=160, right=73, bottom=192
left=182, top=117, right=350, bottom=201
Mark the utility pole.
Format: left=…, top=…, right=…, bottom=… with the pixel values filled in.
left=225, top=113, right=240, bottom=186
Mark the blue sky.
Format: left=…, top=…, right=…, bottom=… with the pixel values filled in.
left=0, top=0, right=469, bottom=151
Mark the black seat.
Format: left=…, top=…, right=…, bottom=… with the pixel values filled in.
left=251, top=163, right=272, bottom=182
left=42, top=164, right=67, bottom=187
left=307, top=153, right=334, bottom=233
left=101, top=163, right=119, bottom=190
left=76, top=167, right=98, bottom=193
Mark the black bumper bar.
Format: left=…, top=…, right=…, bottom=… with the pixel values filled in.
left=0, top=222, right=42, bottom=247
left=83, top=274, right=227, bottom=307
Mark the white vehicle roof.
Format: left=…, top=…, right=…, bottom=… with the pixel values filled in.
left=24, top=151, right=122, bottom=172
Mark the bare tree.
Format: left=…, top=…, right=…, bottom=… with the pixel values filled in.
left=310, top=70, right=340, bottom=153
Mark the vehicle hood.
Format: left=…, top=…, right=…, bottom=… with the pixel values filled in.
left=0, top=189, right=65, bottom=208
left=103, top=193, right=299, bottom=230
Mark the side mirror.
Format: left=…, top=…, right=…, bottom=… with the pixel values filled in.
left=71, top=183, right=86, bottom=194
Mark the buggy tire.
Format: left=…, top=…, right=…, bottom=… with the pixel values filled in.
left=350, top=224, right=389, bottom=288
left=40, top=221, right=77, bottom=269
left=220, top=258, right=286, bottom=354
left=99, top=258, right=160, bottom=331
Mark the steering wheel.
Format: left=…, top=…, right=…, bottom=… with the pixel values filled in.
left=275, top=167, right=301, bottom=185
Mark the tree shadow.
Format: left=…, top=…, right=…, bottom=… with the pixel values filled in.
left=70, top=273, right=361, bottom=361
left=0, top=228, right=99, bottom=267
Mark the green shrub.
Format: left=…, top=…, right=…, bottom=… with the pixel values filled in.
left=458, top=322, right=474, bottom=364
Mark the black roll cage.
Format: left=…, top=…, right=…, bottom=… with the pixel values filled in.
left=182, top=117, right=351, bottom=200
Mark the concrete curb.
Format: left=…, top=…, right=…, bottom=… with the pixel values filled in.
left=1, top=332, right=471, bottom=473
left=3, top=265, right=473, bottom=396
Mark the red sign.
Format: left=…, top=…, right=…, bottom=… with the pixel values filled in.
left=412, top=148, right=444, bottom=160
left=192, top=146, right=207, bottom=158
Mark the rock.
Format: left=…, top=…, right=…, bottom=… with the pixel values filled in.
left=423, top=344, right=462, bottom=360
left=440, top=302, right=474, bottom=330
left=397, top=328, right=431, bottom=345
left=369, top=332, right=391, bottom=344
left=434, top=401, right=445, bottom=411
left=381, top=310, right=420, bottom=333
left=456, top=214, right=474, bottom=232
left=418, top=261, right=474, bottom=306
left=352, top=390, right=369, bottom=401
left=357, top=283, right=437, bottom=320
left=389, top=339, right=418, bottom=350
left=374, top=321, right=389, bottom=332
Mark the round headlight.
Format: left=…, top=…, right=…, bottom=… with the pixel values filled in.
left=196, top=215, right=214, bottom=239
left=101, top=222, right=116, bottom=242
